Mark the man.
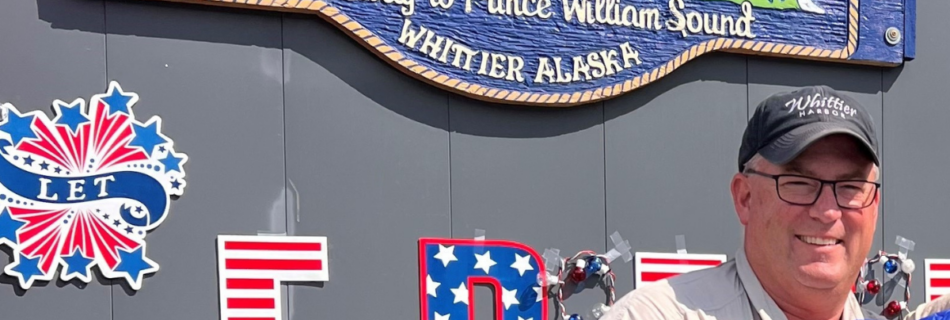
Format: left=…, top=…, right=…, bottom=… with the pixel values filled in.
left=601, top=85, right=885, bottom=320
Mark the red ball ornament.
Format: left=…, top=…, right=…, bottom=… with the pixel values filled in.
left=866, top=280, right=881, bottom=295
left=883, top=301, right=902, bottom=318
left=570, top=267, right=586, bottom=282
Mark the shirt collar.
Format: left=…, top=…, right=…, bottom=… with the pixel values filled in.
left=735, top=246, right=865, bottom=320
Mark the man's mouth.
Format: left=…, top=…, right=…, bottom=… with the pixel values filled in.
left=796, top=235, right=843, bottom=246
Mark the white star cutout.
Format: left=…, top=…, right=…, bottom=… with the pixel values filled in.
left=434, top=312, right=451, bottom=320
left=451, top=282, right=469, bottom=305
left=434, top=244, right=458, bottom=267
left=511, top=253, right=534, bottom=276
left=533, top=286, right=543, bottom=302
left=501, top=286, right=520, bottom=310
left=426, top=275, right=440, bottom=297
left=473, top=251, right=496, bottom=274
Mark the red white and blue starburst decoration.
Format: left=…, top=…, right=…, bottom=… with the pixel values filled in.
left=0, top=81, right=187, bottom=290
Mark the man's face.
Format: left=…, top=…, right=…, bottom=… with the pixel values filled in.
left=732, top=134, right=879, bottom=293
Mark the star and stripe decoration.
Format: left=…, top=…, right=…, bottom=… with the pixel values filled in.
left=538, top=232, right=633, bottom=320
left=418, top=238, right=548, bottom=320
left=855, top=236, right=917, bottom=319
left=216, top=235, right=328, bottom=320
left=633, top=252, right=726, bottom=289
left=547, top=250, right=618, bottom=320
left=926, top=259, right=950, bottom=302
left=0, top=81, right=187, bottom=290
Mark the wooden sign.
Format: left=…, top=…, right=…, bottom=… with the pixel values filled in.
left=150, top=0, right=916, bottom=107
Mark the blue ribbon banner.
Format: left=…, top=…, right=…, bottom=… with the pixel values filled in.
left=0, top=154, right=168, bottom=228
left=142, top=0, right=913, bottom=107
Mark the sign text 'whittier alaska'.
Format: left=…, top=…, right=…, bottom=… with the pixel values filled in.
left=151, top=0, right=914, bottom=106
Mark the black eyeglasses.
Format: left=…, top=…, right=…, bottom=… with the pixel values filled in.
left=744, top=169, right=881, bottom=209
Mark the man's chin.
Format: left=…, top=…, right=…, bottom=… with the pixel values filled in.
left=795, top=264, right=846, bottom=290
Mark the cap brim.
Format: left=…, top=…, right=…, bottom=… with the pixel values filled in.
left=759, top=122, right=879, bottom=167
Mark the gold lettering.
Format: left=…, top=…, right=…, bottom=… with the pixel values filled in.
left=451, top=43, right=478, bottom=70
left=563, top=0, right=660, bottom=29
left=554, top=57, right=572, bottom=83
left=398, top=19, right=427, bottom=49
left=667, top=0, right=755, bottom=39
left=430, top=0, right=454, bottom=9
left=588, top=52, right=605, bottom=78
left=477, top=51, right=491, bottom=75
left=535, top=57, right=556, bottom=83
left=419, top=31, right=445, bottom=59
left=506, top=55, right=526, bottom=82
left=599, top=49, right=622, bottom=76
left=667, top=0, right=687, bottom=37
left=489, top=53, right=507, bottom=79
left=572, top=55, right=591, bottom=82
left=438, top=38, right=455, bottom=63
left=619, top=42, right=641, bottom=68
left=488, top=0, right=554, bottom=19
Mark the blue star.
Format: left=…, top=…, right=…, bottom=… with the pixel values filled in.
left=100, top=82, right=137, bottom=116
left=0, top=208, right=25, bottom=244
left=38, top=161, right=49, bottom=170
left=22, top=155, right=33, bottom=166
left=61, top=249, right=94, bottom=281
left=54, top=167, right=62, bottom=174
left=0, top=108, right=37, bottom=146
left=135, top=206, right=142, bottom=213
left=113, top=246, right=157, bottom=289
left=113, top=219, right=121, bottom=227
left=53, top=100, right=89, bottom=134
left=170, top=179, right=182, bottom=189
left=128, top=119, right=168, bottom=155
left=124, top=226, right=133, bottom=234
left=159, top=151, right=186, bottom=173
left=7, top=253, right=44, bottom=288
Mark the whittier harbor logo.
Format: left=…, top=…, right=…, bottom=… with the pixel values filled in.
left=0, top=81, right=187, bottom=290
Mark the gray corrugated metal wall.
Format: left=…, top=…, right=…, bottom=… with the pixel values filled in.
left=0, top=0, right=940, bottom=319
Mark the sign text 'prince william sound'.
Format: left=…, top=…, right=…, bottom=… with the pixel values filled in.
left=144, top=0, right=914, bottom=106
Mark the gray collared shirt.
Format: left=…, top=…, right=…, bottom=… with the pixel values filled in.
left=600, top=247, right=870, bottom=320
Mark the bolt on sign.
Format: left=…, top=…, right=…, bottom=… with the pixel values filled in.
left=150, top=0, right=915, bottom=106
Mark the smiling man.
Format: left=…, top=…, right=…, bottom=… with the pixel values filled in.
left=601, top=86, right=886, bottom=320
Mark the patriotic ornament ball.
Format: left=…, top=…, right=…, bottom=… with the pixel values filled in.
left=884, top=258, right=899, bottom=274
left=856, top=237, right=916, bottom=319
left=901, top=258, right=915, bottom=274
left=541, top=232, right=631, bottom=319
left=865, top=279, right=881, bottom=295
left=884, top=301, right=905, bottom=318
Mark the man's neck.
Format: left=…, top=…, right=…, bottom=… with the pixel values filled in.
left=753, top=265, right=849, bottom=320
left=769, top=290, right=846, bottom=320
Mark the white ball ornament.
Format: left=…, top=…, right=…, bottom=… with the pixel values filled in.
left=902, top=259, right=916, bottom=274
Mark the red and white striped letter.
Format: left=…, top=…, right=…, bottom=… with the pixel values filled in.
left=216, top=235, right=329, bottom=320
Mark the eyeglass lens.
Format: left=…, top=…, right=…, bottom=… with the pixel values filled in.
left=776, top=176, right=876, bottom=208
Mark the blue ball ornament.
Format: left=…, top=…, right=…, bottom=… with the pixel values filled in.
left=884, top=259, right=899, bottom=274
left=585, top=257, right=602, bottom=275
left=568, top=314, right=584, bottom=320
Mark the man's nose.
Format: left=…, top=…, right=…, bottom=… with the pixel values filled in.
left=810, top=183, right=842, bottom=223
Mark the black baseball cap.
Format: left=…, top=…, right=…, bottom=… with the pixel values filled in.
left=738, top=85, right=880, bottom=172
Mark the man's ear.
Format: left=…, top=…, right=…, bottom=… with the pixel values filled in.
left=732, top=172, right=752, bottom=225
